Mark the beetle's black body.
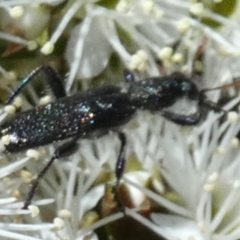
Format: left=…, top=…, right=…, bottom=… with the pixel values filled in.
left=1, top=85, right=135, bottom=152
left=0, top=66, right=221, bottom=209
left=1, top=70, right=203, bottom=153
left=128, top=73, right=200, bottom=110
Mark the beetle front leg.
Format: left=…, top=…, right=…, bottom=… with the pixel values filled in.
left=201, top=99, right=227, bottom=114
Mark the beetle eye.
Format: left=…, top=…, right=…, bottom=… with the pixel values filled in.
left=181, top=82, right=191, bottom=92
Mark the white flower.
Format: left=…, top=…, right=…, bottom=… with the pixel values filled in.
left=1, top=1, right=240, bottom=240
left=123, top=103, right=240, bottom=239
left=36, top=0, right=240, bottom=90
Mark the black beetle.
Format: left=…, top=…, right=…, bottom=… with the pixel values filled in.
left=0, top=65, right=233, bottom=209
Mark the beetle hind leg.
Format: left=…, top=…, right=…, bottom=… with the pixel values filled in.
left=6, top=65, right=66, bottom=105
left=22, top=137, right=79, bottom=209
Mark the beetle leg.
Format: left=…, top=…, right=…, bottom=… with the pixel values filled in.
left=161, top=111, right=202, bottom=125
left=22, top=137, right=79, bottom=209
left=201, top=99, right=227, bottom=114
left=114, top=132, right=127, bottom=210
left=7, top=65, right=66, bottom=105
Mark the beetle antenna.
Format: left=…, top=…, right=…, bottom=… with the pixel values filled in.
left=201, top=80, right=240, bottom=93
left=199, top=79, right=240, bottom=114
